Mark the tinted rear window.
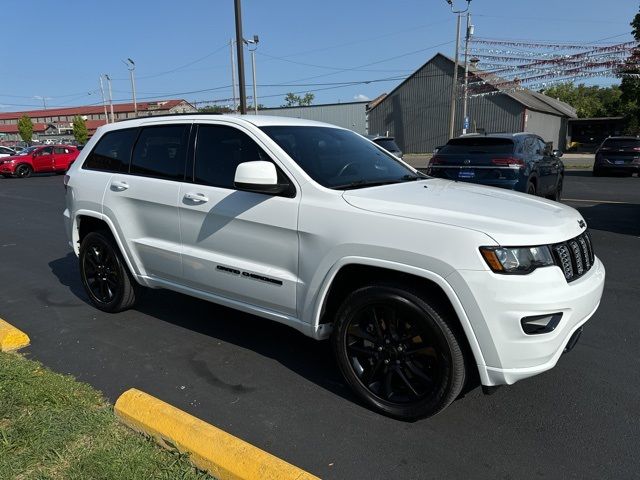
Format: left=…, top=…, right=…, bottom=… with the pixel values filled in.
left=131, top=124, right=190, bottom=181
left=83, top=129, right=138, bottom=172
left=439, top=137, right=514, bottom=154
left=600, top=138, right=640, bottom=149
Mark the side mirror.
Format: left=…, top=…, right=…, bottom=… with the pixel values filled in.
left=552, top=149, right=563, bottom=158
left=234, top=161, right=287, bottom=195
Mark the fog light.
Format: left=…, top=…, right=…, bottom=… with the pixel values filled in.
left=521, top=313, right=562, bottom=335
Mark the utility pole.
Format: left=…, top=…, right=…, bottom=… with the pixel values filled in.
left=34, top=96, right=49, bottom=109
left=462, top=13, right=474, bottom=134
left=230, top=39, right=237, bottom=111
left=445, top=0, right=471, bottom=139
left=104, top=74, right=115, bottom=123
left=244, top=35, right=259, bottom=114
left=123, top=58, right=137, bottom=117
left=99, top=76, right=109, bottom=123
left=234, top=0, right=247, bottom=114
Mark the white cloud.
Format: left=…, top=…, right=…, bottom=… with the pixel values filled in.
left=353, top=94, right=370, bottom=101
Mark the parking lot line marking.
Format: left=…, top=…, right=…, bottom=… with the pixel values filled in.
left=563, top=198, right=627, bottom=204
left=0, top=318, right=30, bottom=352
left=115, top=388, right=320, bottom=480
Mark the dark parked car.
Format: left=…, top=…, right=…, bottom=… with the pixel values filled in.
left=427, top=133, right=564, bottom=200
left=367, top=134, right=403, bottom=158
left=593, top=136, right=640, bottom=177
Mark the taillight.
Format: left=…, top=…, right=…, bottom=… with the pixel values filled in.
left=63, top=174, right=70, bottom=191
left=429, top=155, right=445, bottom=166
left=633, top=147, right=640, bottom=152
left=491, top=157, right=524, bottom=167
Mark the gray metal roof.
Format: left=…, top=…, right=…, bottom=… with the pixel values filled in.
left=369, top=53, right=577, bottom=118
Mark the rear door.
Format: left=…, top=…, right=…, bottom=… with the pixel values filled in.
left=178, top=122, right=300, bottom=316
left=53, top=146, right=73, bottom=171
left=102, top=123, right=191, bottom=282
left=534, top=137, right=557, bottom=195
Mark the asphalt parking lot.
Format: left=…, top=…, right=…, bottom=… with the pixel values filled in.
left=1, top=172, right=638, bottom=479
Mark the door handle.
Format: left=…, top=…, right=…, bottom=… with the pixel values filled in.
left=111, top=180, right=129, bottom=191
left=184, top=192, right=209, bottom=203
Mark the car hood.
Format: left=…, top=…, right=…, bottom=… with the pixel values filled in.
left=342, top=178, right=586, bottom=245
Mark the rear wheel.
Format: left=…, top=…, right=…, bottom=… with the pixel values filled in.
left=332, top=285, right=466, bottom=420
left=79, top=231, right=138, bottom=312
left=15, top=164, right=32, bottom=178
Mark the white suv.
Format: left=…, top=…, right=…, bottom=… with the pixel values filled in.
left=63, top=115, right=605, bottom=419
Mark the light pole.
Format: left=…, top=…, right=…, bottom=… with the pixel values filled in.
left=123, top=58, right=137, bottom=117
left=234, top=0, right=247, bottom=114
left=98, top=76, right=109, bottom=123
left=462, top=14, right=474, bottom=134
left=104, top=74, right=115, bottom=123
left=445, top=0, right=471, bottom=139
left=244, top=35, right=259, bottom=114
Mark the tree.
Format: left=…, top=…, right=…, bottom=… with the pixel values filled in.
left=282, top=92, right=314, bottom=107
left=17, top=115, right=33, bottom=144
left=619, top=6, right=640, bottom=134
left=72, top=115, right=88, bottom=144
left=540, top=83, right=622, bottom=118
left=198, top=105, right=233, bottom=113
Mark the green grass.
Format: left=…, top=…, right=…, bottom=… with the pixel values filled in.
left=0, top=352, right=214, bottom=480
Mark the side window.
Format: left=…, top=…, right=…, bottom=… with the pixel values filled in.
left=83, top=128, right=138, bottom=172
left=523, top=137, right=535, bottom=156
left=53, top=147, right=65, bottom=154
left=194, top=124, right=271, bottom=189
left=40, top=147, right=53, bottom=156
left=130, top=124, right=190, bottom=181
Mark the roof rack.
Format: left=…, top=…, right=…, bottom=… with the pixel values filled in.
left=116, top=112, right=224, bottom=122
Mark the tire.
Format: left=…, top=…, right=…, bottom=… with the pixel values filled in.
left=548, top=177, right=563, bottom=201
left=592, top=168, right=604, bottom=177
left=15, top=164, right=32, bottom=178
left=79, top=230, right=138, bottom=312
left=526, top=181, right=536, bottom=196
left=331, top=285, right=466, bottom=420
left=1, top=174, right=10, bottom=179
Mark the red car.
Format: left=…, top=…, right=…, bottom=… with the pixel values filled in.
left=0, top=145, right=80, bottom=178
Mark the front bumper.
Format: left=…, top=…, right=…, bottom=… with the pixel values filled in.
left=0, top=163, right=16, bottom=174
left=447, top=256, right=605, bottom=386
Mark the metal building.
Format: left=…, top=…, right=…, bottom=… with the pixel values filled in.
left=368, top=54, right=576, bottom=153
left=251, top=101, right=369, bottom=135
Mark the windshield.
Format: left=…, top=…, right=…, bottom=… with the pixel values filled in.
left=18, top=146, right=37, bottom=155
left=438, top=137, right=514, bottom=154
left=261, top=126, right=418, bottom=189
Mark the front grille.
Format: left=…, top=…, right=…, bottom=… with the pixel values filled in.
left=551, top=230, right=595, bottom=282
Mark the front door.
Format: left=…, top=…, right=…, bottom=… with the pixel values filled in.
left=178, top=123, right=299, bottom=316
left=32, top=146, right=54, bottom=172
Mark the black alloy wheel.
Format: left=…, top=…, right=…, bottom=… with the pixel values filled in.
left=549, top=177, right=563, bottom=201
left=527, top=181, right=536, bottom=196
left=15, top=164, right=32, bottom=178
left=79, top=231, right=138, bottom=312
left=332, top=285, right=466, bottom=420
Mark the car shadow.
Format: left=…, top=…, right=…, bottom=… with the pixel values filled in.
left=575, top=203, right=640, bottom=236
left=48, top=252, right=355, bottom=403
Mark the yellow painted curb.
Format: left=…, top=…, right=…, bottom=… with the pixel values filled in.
left=0, top=318, right=30, bottom=352
left=115, top=388, right=320, bottom=480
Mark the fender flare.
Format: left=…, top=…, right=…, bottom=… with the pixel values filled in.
left=310, top=256, right=487, bottom=369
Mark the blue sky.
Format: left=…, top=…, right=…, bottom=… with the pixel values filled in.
left=0, top=0, right=637, bottom=111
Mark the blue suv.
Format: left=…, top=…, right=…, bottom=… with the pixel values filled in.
left=427, top=133, right=564, bottom=200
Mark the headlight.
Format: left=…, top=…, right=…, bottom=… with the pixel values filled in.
left=480, top=245, right=555, bottom=274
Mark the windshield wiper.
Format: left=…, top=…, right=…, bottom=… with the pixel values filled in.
left=333, top=174, right=423, bottom=190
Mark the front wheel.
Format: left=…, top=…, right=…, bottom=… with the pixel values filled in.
left=15, top=164, right=32, bottom=178
left=526, top=181, right=536, bottom=196
left=79, top=231, right=139, bottom=312
left=331, top=285, right=466, bottom=420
